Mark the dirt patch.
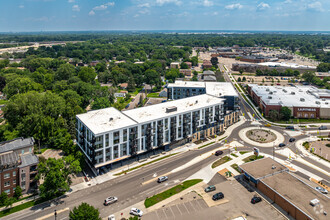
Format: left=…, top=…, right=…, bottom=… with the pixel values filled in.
left=246, top=129, right=276, bottom=143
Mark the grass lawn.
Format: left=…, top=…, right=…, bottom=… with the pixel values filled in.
left=114, top=153, right=179, bottom=176
left=243, top=155, right=264, bottom=163
left=144, top=179, right=202, bottom=208
left=269, top=118, right=330, bottom=124
left=0, top=201, right=36, bottom=218
left=231, top=163, right=240, bottom=173
left=230, top=153, right=238, bottom=158
left=0, top=100, right=8, bottom=105
left=211, top=156, right=232, bottom=169
left=239, top=151, right=250, bottom=155
left=147, top=93, right=161, bottom=98
left=198, top=141, right=215, bottom=149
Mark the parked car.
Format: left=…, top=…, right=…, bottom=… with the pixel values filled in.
left=104, top=197, right=118, bottom=206
left=279, top=143, right=286, bottom=147
left=212, top=192, right=224, bottom=201
left=315, top=187, right=328, bottom=194
left=204, top=185, right=216, bottom=193
left=130, top=208, right=143, bottom=217
left=108, top=215, right=115, bottom=220
left=286, top=126, right=294, bottom=130
left=319, top=126, right=328, bottom=130
left=215, top=150, right=223, bottom=156
left=157, top=176, right=168, bottom=183
left=251, top=196, right=262, bottom=204
left=289, top=138, right=296, bottom=142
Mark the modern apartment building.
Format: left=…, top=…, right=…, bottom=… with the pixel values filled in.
left=76, top=94, right=239, bottom=173
left=167, top=81, right=239, bottom=111
left=0, top=137, right=38, bottom=196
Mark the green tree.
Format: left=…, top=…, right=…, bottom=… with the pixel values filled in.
left=69, top=202, right=101, bottom=220
left=92, top=97, right=111, bottom=110
left=0, top=192, right=8, bottom=206
left=237, top=77, right=241, bottom=82
left=268, top=110, right=280, bottom=121
left=242, top=76, right=246, bottom=81
left=37, top=157, right=81, bottom=200
left=210, top=57, right=218, bottom=66
left=165, top=68, right=181, bottom=82
left=78, top=67, right=97, bottom=83
left=280, top=107, right=291, bottom=121
left=317, top=63, right=330, bottom=72
left=4, top=197, right=15, bottom=208
left=14, top=186, right=22, bottom=200
left=144, top=69, right=161, bottom=87
left=180, top=62, right=189, bottom=69
left=3, top=77, right=43, bottom=98
left=127, top=76, right=136, bottom=93
left=302, top=71, right=315, bottom=83
left=239, top=69, right=243, bottom=75
left=55, top=63, right=76, bottom=81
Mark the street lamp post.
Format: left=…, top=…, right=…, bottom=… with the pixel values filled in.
left=54, top=210, right=57, bottom=220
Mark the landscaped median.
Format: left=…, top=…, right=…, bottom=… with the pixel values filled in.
left=114, top=153, right=179, bottom=176
left=144, top=179, right=202, bottom=208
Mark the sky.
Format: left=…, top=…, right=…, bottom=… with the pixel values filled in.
left=0, top=0, right=329, bottom=32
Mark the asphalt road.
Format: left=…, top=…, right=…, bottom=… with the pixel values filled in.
left=7, top=141, right=249, bottom=220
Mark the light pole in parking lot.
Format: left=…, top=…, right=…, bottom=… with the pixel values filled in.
left=54, top=209, right=57, bottom=220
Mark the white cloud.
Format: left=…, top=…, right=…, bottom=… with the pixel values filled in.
left=156, top=0, right=182, bottom=6
left=257, top=2, right=270, bottom=11
left=203, top=0, right=213, bottom=7
left=72, top=5, right=80, bottom=12
left=89, top=10, right=95, bottom=16
left=307, top=1, right=324, bottom=12
left=138, top=3, right=151, bottom=8
left=19, top=5, right=24, bottom=9
left=225, top=3, right=243, bottom=10
left=68, top=0, right=75, bottom=3
left=93, top=2, right=115, bottom=11
left=284, top=0, right=292, bottom=3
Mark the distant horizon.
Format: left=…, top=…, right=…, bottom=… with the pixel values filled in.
left=1, top=30, right=330, bottom=35
left=1, top=1, right=329, bottom=33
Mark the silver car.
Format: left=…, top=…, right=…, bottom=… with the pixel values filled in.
left=315, top=187, right=328, bottom=194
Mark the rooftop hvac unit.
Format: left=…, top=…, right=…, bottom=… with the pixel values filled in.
left=315, top=101, right=320, bottom=104
left=322, top=98, right=326, bottom=101
left=300, top=98, right=305, bottom=102
left=283, top=89, right=287, bottom=93
left=269, top=92, right=273, bottom=94
left=266, top=88, right=269, bottom=91
left=291, top=92, right=295, bottom=95
left=268, top=96, right=272, bottom=99
left=166, top=106, right=178, bottom=113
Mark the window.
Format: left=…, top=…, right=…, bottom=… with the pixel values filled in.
left=13, top=180, right=16, bottom=184
left=29, top=147, right=32, bottom=153
left=13, top=171, right=16, bottom=177
left=21, top=149, right=24, bottom=154
left=105, top=134, right=109, bottom=147
left=4, top=173, right=10, bottom=179
left=4, top=190, right=10, bottom=194
left=4, top=181, right=10, bottom=187
left=21, top=185, right=26, bottom=190
left=123, top=129, right=127, bottom=142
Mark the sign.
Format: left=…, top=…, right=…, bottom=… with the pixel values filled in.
left=297, top=108, right=316, bottom=112
left=253, top=147, right=259, bottom=157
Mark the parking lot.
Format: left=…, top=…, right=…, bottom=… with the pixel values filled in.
left=143, top=176, right=286, bottom=220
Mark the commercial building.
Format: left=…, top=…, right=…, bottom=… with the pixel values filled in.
left=0, top=137, right=38, bottom=197
left=239, top=158, right=329, bottom=220
left=167, top=81, right=239, bottom=111
left=232, top=62, right=316, bottom=73
left=248, top=84, right=330, bottom=119
left=315, top=72, right=330, bottom=79
left=76, top=94, right=238, bottom=173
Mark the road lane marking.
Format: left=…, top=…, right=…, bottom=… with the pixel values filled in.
left=36, top=207, right=70, bottom=220
left=142, top=172, right=171, bottom=185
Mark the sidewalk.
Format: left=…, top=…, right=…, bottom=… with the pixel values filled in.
left=0, top=194, right=39, bottom=212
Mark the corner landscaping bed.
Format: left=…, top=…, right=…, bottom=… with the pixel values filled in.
left=243, top=155, right=264, bottom=163
left=144, top=179, right=202, bottom=208
left=212, top=156, right=232, bottom=169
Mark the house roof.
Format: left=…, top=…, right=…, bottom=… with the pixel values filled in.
left=0, top=137, right=35, bottom=154
left=19, top=153, right=39, bottom=168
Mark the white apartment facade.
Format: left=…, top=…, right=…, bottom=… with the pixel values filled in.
left=76, top=94, right=227, bottom=171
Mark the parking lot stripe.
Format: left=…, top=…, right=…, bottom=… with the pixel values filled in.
left=189, top=201, right=197, bottom=212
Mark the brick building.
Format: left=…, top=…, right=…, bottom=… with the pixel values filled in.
left=0, top=138, right=38, bottom=196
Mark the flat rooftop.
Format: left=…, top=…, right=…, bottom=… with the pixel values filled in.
left=239, top=157, right=288, bottom=180
left=248, top=84, right=330, bottom=108
left=76, top=107, right=138, bottom=135
left=262, top=172, right=330, bottom=220
left=0, top=137, right=34, bottom=154
left=258, top=61, right=316, bottom=69
left=77, top=94, right=224, bottom=135
left=124, top=94, right=224, bottom=124
left=167, top=81, right=238, bottom=97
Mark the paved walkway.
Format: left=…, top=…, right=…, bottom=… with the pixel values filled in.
left=0, top=194, right=39, bottom=212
